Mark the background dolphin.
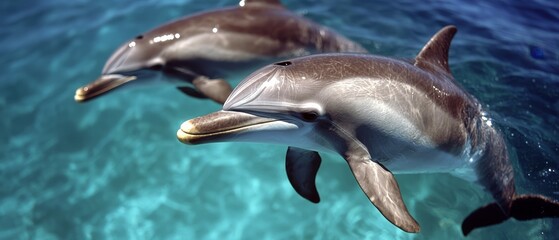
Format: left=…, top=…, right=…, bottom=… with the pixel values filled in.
left=74, top=0, right=367, bottom=104
left=176, top=26, right=559, bottom=234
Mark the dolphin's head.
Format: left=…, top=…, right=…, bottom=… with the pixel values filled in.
left=177, top=56, right=357, bottom=154
left=75, top=31, right=179, bottom=102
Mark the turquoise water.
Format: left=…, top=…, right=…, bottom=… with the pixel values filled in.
left=1, top=0, right=558, bottom=239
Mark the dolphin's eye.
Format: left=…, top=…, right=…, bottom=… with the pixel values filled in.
left=300, top=111, right=319, bottom=122
left=274, top=61, right=292, bottom=66
left=135, top=35, right=144, bottom=39
left=150, top=64, right=163, bottom=70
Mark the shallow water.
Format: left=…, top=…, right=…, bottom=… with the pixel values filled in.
left=1, top=0, right=558, bottom=239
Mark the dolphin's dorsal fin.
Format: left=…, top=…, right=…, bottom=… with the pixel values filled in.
left=240, top=0, right=283, bottom=7
left=285, top=147, right=321, bottom=203
left=415, top=25, right=457, bottom=75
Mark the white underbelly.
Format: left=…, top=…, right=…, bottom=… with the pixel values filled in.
left=384, top=148, right=464, bottom=173
left=376, top=138, right=479, bottom=182
left=323, top=79, right=478, bottom=181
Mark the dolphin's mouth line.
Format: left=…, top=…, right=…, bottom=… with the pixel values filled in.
left=177, top=118, right=280, bottom=144
left=176, top=110, right=300, bottom=145
left=74, top=75, right=137, bottom=102
left=180, top=120, right=278, bottom=135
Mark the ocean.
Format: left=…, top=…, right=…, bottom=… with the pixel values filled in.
left=1, top=0, right=558, bottom=239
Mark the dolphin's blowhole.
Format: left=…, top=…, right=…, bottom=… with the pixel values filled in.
left=274, top=61, right=292, bottom=66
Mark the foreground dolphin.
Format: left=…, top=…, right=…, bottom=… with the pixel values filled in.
left=74, top=0, right=366, bottom=104
left=176, top=25, right=559, bottom=234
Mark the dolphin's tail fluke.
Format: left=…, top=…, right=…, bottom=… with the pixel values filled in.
left=509, top=195, right=559, bottom=220
left=462, top=194, right=559, bottom=236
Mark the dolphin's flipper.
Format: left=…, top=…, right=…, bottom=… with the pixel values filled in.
left=166, top=66, right=231, bottom=104
left=176, top=76, right=233, bottom=104
left=462, top=194, right=559, bottom=236
left=192, top=76, right=233, bottom=104
left=345, top=150, right=420, bottom=233
left=177, top=86, right=207, bottom=99
left=177, top=87, right=208, bottom=98
left=285, top=147, right=321, bottom=203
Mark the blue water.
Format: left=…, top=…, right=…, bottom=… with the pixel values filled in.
left=1, top=0, right=558, bottom=239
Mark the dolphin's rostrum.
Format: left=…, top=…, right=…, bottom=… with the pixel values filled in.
left=176, top=26, right=559, bottom=234
left=75, top=0, right=366, bottom=104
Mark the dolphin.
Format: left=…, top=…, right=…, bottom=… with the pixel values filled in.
left=74, top=0, right=367, bottom=104
left=175, top=25, right=559, bottom=234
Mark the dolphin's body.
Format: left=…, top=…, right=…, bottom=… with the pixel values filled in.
left=176, top=26, right=559, bottom=234
left=74, top=0, right=366, bottom=104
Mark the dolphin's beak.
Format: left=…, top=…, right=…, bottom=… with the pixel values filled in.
left=177, top=110, right=298, bottom=145
left=74, top=74, right=137, bottom=102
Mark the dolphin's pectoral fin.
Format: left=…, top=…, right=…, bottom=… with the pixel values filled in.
left=166, top=65, right=231, bottom=103
left=285, top=147, right=321, bottom=203
left=462, top=194, right=559, bottom=236
left=192, top=76, right=233, bottom=104
left=177, top=87, right=207, bottom=99
left=345, top=152, right=420, bottom=233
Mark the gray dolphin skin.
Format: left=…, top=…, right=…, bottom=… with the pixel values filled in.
left=176, top=25, right=559, bottom=234
left=74, top=0, right=367, bottom=104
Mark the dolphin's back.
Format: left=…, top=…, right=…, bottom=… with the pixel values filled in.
left=144, top=4, right=367, bottom=59
left=276, top=53, right=478, bottom=119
